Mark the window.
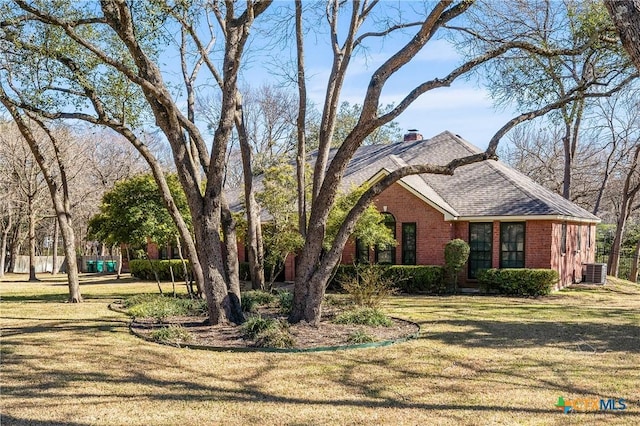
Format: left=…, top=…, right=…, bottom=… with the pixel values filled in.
left=500, top=222, right=525, bottom=268
left=402, top=223, right=416, bottom=265
left=355, top=237, right=369, bottom=264
left=561, top=222, right=567, bottom=254
left=375, top=213, right=396, bottom=264
left=469, top=222, right=493, bottom=279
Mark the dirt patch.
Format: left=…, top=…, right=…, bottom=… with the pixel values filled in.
left=121, top=304, right=419, bottom=351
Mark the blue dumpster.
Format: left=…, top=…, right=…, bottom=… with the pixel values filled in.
left=96, top=260, right=104, bottom=273
left=86, top=260, right=96, bottom=273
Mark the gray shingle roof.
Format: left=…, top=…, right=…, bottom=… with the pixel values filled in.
left=230, top=131, right=600, bottom=223
left=340, top=131, right=600, bottom=222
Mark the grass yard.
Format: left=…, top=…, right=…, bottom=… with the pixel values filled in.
left=1, top=273, right=639, bottom=425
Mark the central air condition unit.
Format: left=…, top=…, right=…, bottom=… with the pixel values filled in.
left=583, top=263, right=607, bottom=284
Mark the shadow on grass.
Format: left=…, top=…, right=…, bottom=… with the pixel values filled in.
left=2, top=316, right=639, bottom=422
left=1, top=414, right=90, bottom=426
left=422, top=319, right=640, bottom=353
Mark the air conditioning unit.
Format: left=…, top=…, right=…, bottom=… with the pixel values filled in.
left=583, top=263, right=607, bottom=284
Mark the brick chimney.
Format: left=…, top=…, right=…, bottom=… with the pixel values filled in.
left=403, top=129, right=422, bottom=142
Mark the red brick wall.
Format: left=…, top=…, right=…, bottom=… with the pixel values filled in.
left=371, top=183, right=453, bottom=265
left=147, top=240, right=159, bottom=260
left=525, top=221, right=553, bottom=269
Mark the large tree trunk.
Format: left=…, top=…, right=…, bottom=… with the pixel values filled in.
left=605, top=0, right=640, bottom=72
left=235, top=94, right=265, bottom=290
left=295, top=0, right=308, bottom=239
left=221, top=199, right=244, bottom=322
left=57, top=211, right=82, bottom=302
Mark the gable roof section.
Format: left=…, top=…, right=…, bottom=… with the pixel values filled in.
left=341, top=131, right=600, bottom=223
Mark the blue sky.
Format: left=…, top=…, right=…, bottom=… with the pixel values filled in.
left=227, top=5, right=519, bottom=151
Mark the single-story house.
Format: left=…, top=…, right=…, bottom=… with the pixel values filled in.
left=237, top=130, right=600, bottom=288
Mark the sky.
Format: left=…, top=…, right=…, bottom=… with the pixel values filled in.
left=224, top=4, right=520, bottom=151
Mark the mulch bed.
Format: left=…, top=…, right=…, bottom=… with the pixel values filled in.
left=115, top=303, right=420, bottom=351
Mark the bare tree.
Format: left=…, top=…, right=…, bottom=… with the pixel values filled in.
left=608, top=143, right=640, bottom=277
left=466, top=0, right=637, bottom=200
left=0, top=120, right=48, bottom=281
left=0, top=103, right=83, bottom=301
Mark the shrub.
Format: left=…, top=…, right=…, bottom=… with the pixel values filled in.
left=241, top=315, right=279, bottom=339
left=331, top=265, right=445, bottom=294
left=150, top=325, right=192, bottom=343
left=333, top=307, right=392, bottom=327
left=255, top=326, right=295, bottom=349
left=277, top=290, right=293, bottom=315
left=339, top=264, right=397, bottom=308
left=129, top=259, right=192, bottom=281
left=126, top=294, right=206, bottom=320
left=347, top=329, right=376, bottom=344
left=444, top=239, right=470, bottom=292
left=122, top=293, right=158, bottom=308
left=241, top=290, right=276, bottom=313
left=386, top=265, right=445, bottom=294
left=242, top=316, right=294, bottom=348
left=478, top=268, right=559, bottom=297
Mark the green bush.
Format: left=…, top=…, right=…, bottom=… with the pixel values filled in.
left=339, top=264, right=397, bottom=308
left=129, top=259, right=192, bottom=281
left=241, top=290, right=276, bottom=313
left=444, top=239, right=470, bottom=292
left=242, top=316, right=294, bottom=348
left=347, top=329, right=376, bottom=344
left=386, top=265, right=445, bottom=294
left=255, top=326, right=294, bottom=349
left=241, top=315, right=279, bottom=339
left=333, top=307, right=392, bottom=327
left=331, top=265, right=444, bottom=294
left=277, top=290, right=293, bottom=315
left=150, top=325, right=193, bottom=343
left=477, top=268, right=559, bottom=297
left=126, top=294, right=206, bottom=320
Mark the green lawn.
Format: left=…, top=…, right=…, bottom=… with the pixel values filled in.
left=1, top=273, right=639, bottom=425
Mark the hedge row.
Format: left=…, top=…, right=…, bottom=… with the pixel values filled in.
left=332, top=264, right=446, bottom=294
left=129, top=259, right=192, bottom=281
left=477, top=268, right=559, bottom=297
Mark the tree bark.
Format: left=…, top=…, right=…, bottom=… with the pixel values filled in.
left=605, top=0, right=640, bottom=72
left=295, top=0, right=308, bottom=239
left=235, top=94, right=265, bottom=290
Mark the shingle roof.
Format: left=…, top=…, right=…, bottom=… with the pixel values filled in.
left=230, top=131, right=600, bottom=223
left=340, top=131, right=600, bottom=222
